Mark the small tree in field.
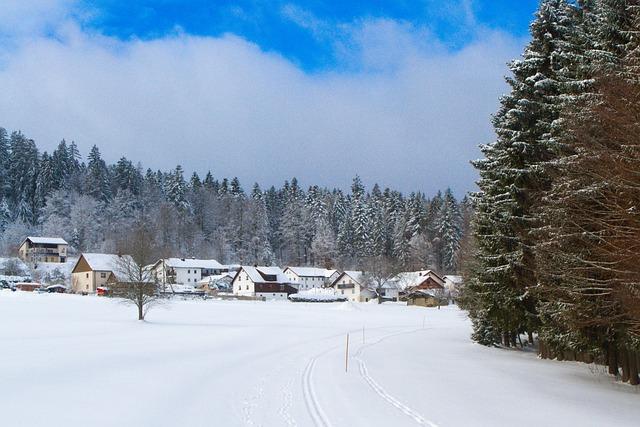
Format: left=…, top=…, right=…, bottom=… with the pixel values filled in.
left=111, top=219, right=161, bottom=321
left=362, top=255, right=401, bottom=303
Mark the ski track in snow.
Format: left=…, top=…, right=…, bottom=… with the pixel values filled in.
left=303, top=350, right=335, bottom=427
left=354, top=328, right=440, bottom=427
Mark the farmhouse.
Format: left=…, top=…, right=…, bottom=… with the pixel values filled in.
left=71, top=253, right=132, bottom=294
left=329, top=271, right=376, bottom=303
left=283, top=267, right=340, bottom=290
left=18, top=237, right=68, bottom=264
left=152, top=258, right=227, bottom=286
left=232, top=266, right=298, bottom=300
left=386, top=270, right=446, bottom=296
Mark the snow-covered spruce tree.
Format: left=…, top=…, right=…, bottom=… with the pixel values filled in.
left=350, top=176, right=373, bottom=259
left=246, top=184, right=274, bottom=265
left=279, top=178, right=308, bottom=264
left=7, top=131, right=40, bottom=225
left=436, top=189, right=463, bottom=274
left=534, top=3, right=640, bottom=384
left=113, top=157, right=143, bottom=196
left=164, top=165, right=190, bottom=212
left=468, top=0, right=581, bottom=347
left=85, top=145, right=111, bottom=202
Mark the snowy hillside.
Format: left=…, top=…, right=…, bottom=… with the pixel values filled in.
left=0, top=292, right=638, bottom=426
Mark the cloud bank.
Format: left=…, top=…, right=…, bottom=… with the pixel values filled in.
left=0, top=3, right=523, bottom=195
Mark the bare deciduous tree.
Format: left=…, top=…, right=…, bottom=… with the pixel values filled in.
left=362, top=255, right=402, bottom=303
left=111, top=219, right=162, bottom=321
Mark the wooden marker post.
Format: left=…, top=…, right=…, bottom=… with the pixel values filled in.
left=345, top=333, right=350, bottom=373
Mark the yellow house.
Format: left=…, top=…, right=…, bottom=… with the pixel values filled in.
left=18, top=237, right=68, bottom=264
left=71, top=253, right=131, bottom=294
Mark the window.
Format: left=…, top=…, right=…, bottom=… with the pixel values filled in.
left=187, top=270, right=190, bottom=274
left=86, top=273, right=89, bottom=278
left=86, top=284, right=88, bottom=290
left=246, top=285, right=249, bottom=290
left=188, top=279, right=191, bottom=282
left=100, top=273, right=106, bottom=279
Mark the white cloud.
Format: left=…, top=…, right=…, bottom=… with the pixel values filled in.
left=0, top=9, right=523, bottom=195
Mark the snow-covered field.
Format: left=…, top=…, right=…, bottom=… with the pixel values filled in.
left=1, top=292, right=638, bottom=427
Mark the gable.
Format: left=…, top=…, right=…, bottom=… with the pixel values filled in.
left=71, top=255, right=92, bottom=274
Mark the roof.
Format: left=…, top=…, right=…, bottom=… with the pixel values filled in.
left=284, top=267, right=338, bottom=279
left=80, top=253, right=132, bottom=272
left=198, top=273, right=234, bottom=284
left=444, top=275, right=463, bottom=283
left=158, top=258, right=225, bottom=270
left=24, top=236, right=68, bottom=245
left=386, top=270, right=445, bottom=291
left=331, top=270, right=365, bottom=287
left=236, top=266, right=293, bottom=284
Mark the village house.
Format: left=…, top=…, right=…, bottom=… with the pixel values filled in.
left=18, top=237, right=69, bottom=264
left=283, top=267, right=340, bottom=290
left=197, top=272, right=235, bottom=295
left=386, top=270, right=446, bottom=297
left=329, top=271, right=376, bottom=303
left=151, top=258, right=228, bottom=287
left=71, top=253, right=132, bottom=294
left=232, top=266, right=298, bottom=300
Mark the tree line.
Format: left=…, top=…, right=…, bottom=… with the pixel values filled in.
left=0, top=131, right=469, bottom=274
left=461, top=0, right=640, bottom=385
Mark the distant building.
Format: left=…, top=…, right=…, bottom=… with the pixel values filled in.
left=386, top=270, right=445, bottom=296
left=232, top=266, right=298, bottom=300
left=406, top=289, right=443, bottom=308
left=283, top=267, right=340, bottom=290
left=18, top=237, right=68, bottom=264
left=71, top=253, right=132, bottom=294
left=329, top=271, right=376, bottom=303
left=380, top=281, right=400, bottom=301
left=151, top=258, right=228, bottom=286
left=197, top=272, right=235, bottom=294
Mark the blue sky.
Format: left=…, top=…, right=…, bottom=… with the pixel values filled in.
left=85, top=0, right=538, bottom=70
left=0, top=0, right=539, bottom=195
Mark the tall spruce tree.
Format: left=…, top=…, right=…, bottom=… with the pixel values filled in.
left=467, top=0, right=579, bottom=346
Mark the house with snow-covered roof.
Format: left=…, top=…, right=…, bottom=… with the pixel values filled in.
left=197, top=272, right=235, bottom=294
left=283, top=266, right=340, bottom=290
left=19, top=237, right=68, bottom=264
left=232, top=266, right=298, bottom=300
left=151, top=258, right=228, bottom=286
left=386, top=270, right=445, bottom=294
left=71, top=253, right=133, bottom=294
left=329, top=270, right=376, bottom=303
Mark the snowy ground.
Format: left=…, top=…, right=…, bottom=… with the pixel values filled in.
left=1, top=292, right=638, bottom=427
